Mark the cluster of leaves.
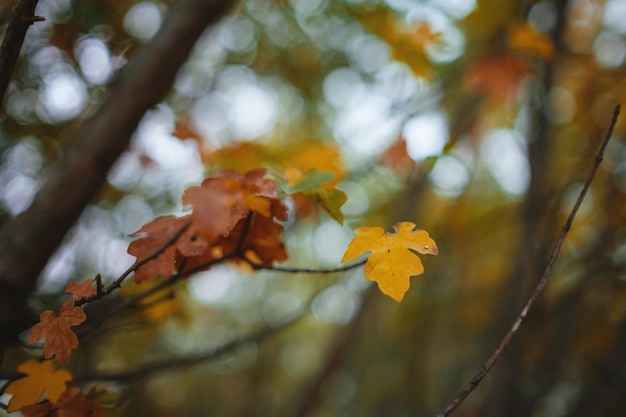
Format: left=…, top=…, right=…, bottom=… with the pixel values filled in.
left=2, top=168, right=437, bottom=415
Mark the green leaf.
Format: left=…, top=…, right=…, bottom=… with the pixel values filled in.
left=283, top=168, right=335, bottom=193
left=309, top=188, right=348, bottom=224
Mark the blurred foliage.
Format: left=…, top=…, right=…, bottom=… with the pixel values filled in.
left=2, top=0, right=626, bottom=416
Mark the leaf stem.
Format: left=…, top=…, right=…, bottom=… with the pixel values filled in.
left=247, top=259, right=367, bottom=274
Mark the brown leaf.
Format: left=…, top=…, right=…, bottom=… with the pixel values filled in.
left=27, top=300, right=87, bottom=364
left=240, top=214, right=288, bottom=266
left=380, top=138, right=415, bottom=173
left=64, top=277, right=98, bottom=300
left=127, top=215, right=190, bottom=284
left=180, top=169, right=285, bottom=255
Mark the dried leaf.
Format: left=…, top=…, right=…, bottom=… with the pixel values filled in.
left=127, top=215, right=190, bottom=284
left=5, top=360, right=72, bottom=412
left=342, top=222, right=438, bottom=302
left=239, top=214, right=288, bottom=266
left=27, top=301, right=86, bottom=364
left=380, top=138, right=416, bottom=173
left=64, top=277, right=98, bottom=300
left=181, top=169, right=283, bottom=253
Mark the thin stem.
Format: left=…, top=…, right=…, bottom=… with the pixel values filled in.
left=436, top=104, right=620, bottom=417
left=76, top=298, right=307, bottom=383
left=248, top=259, right=367, bottom=274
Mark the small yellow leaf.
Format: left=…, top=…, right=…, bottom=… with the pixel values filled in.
left=342, top=222, right=438, bottom=302
left=5, top=359, right=73, bottom=412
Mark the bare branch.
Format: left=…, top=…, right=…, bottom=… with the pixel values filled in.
left=436, top=104, right=621, bottom=417
left=76, top=303, right=306, bottom=383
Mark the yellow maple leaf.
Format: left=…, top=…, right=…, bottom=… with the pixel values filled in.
left=5, top=359, right=73, bottom=412
left=342, top=222, right=438, bottom=302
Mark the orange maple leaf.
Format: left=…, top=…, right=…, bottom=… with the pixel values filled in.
left=129, top=169, right=287, bottom=282
left=342, top=222, right=438, bottom=302
left=237, top=214, right=288, bottom=267
left=380, top=138, right=415, bottom=173
left=180, top=169, right=284, bottom=252
left=18, top=386, right=102, bottom=417
left=64, top=276, right=98, bottom=300
left=127, top=215, right=191, bottom=284
left=465, top=52, right=535, bottom=102
left=5, top=360, right=72, bottom=412
left=27, top=300, right=86, bottom=364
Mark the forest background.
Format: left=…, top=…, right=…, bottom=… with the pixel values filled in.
left=1, top=0, right=626, bottom=416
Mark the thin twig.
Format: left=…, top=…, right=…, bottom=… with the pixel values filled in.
left=248, top=259, right=367, bottom=274
left=76, top=302, right=306, bottom=383
left=436, top=104, right=620, bottom=417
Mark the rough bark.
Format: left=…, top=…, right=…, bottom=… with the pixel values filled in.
left=0, top=0, right=42, bottom=107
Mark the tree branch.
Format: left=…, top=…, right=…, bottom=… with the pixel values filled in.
left=0, top=0, right=236, bottom=342
left=76, top=300, right=306, bottom=383
left=436, top=104, right=620, bottom=417
left=0, top=0, right=44, bottom=108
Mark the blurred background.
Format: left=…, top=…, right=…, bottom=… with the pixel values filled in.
left=2, top=0, right=626, bottom=416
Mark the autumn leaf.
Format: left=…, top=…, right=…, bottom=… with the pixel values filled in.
left=5, top=360, right=73, bottom=412
left=284, top=168, right=334, bottom=193
left=128, top=215, right=191, bottom=284
left=465, top=52, right=535, bottom=102
left=342, top=222, right=438, bottom=302
left=238, top=214, right=288, bottom=267
left=27, top=300, right=87, bottom=364
left=356, top=8, right=438, bottom=78
left=508, top=22, right=554, bottom=61
left=64, top=276, right=98, bottom=300
left=283, top=168, right=347, bottom=223
left=128, top=169, right=287, bottom=283
left=205, top=141, right=272, bottom=172
left=19, top=386, right=103, bottom=417
left=308, top=188, right=347, bottom=224
left=283, top=143, right=344, bottom=187
left=380, top=138, right=416, bottom=173
left=180, top=169, right=284, bottom=254
left=180, top=209, right=289, bottom=273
